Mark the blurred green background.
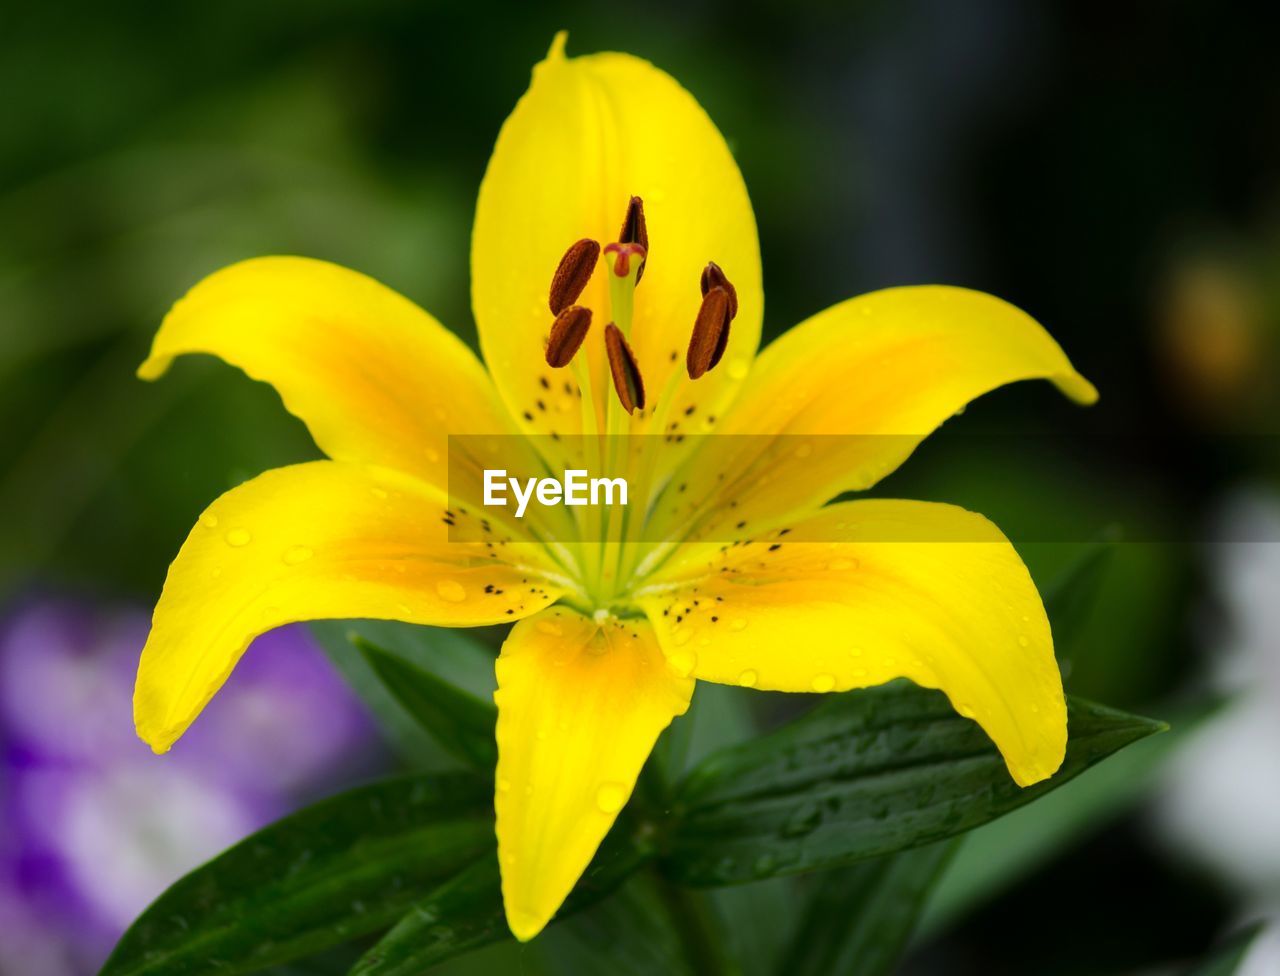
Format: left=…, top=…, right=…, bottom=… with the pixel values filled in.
left=3, top=1, right=1279, bottom=973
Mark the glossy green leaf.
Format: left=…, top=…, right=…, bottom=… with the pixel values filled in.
left=916, top=703, right=1198, bottom=937
left=350, top=818, right=653, bottom=975
left=354, top=636, right=497, bottom=770
left=782, top=840, right=957, bottom=976
left=311, top=621, right=496, bottom=769
left=681, top=689, right=795, bottom=976
left=100, top=774, right=493, bottom=976
left=1043, top=534, right=1117, bottom=656
left=663, top=684, right=1164, bottom=885
left=535, top=872, right=698, bottom=976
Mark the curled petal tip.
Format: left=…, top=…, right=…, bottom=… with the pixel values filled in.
left=1058, top=371, right=1100, bottom=405
left=547, top=30, right=569, bottom=62
left=505, top=906, right=548, bottom=942
left=135, top=720, right=174, bottom=755
left=136, top=355, right=170, bottom=381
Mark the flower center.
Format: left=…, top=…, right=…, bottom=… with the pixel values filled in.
left=538, top=196, right=741, bottom=609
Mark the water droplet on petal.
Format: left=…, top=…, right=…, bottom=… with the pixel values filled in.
left=596, top=782, right=627, bottom=813
left=794, top=442, right=813, bottom=459
left=668, top=649, right=697, bottom=677
left=200, top=513, right=219, bottom=529
left=730, top=618, right=748, bottom=631
left=497, top=778, right=511, bottom=793
left=371, top=487, right=389, bottom=500
left=671, top=629, right=692, bottom=647
left=811, top=673, right=835, bottom=693
left=283, top=545, right=313, bottom=565
left=1018, top=635, right=1030, bottom=647
left=425, top=447, right=441, bottom=464
left=225, top=528, right=251, bottom=547
left=536, top=619, right=563, bottom=637
left=436, top=580, right=467, bottom=603
left=828, top=558, right=857, bottom=571
left=727, top=358, right=749, bottom=380
left=737, top=669, right=758, bottom=688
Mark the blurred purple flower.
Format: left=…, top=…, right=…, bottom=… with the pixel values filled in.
left=0, top=595, right=379, bottom=975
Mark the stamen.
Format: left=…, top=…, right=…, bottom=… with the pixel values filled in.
left=545, top=305, right=592, bottom=367
left=618, top=196, right=649, bottom=281
left=686, top=286, right=732, bottom=379
left=603, top=242, right=647, bottom=279
left=605, top=323, right=646, bottom=413
left=700, top=261, right=738, bottom=319
left=549, top=238, right=601, bottom=314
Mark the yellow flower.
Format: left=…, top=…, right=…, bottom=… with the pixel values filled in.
left=134, top=33, right=1097, bottom=942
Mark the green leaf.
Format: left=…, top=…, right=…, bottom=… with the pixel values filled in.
left=353, top=636, right=497, bottom=770
left=310, top=621, right=496, bottom=769
left=1042, top=533, right=1117, bottom=655
left=662, top=683, right=1164, bottom=885
left=100, top=774, right=493, bottom=976
left=781, top=840, right=957, bottom=976
left=916, top=702, right=1198, bottom=937
left=350, top=819, right=653, bottom=976
left=534, top=872, right=698, bottom=976
left=1187, top=923, right=1265, bottom=976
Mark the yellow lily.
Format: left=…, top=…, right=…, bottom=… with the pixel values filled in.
left=134, top=33, right=1097, bottom=942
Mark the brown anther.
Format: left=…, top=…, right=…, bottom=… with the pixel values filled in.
left=619, top=195, right=649, bottom=281
left=687, top=286, right=732, bottom=379
left=545, top=305, right=592, bottom=368
left=604, top=323, right=646, bottom=413
left=603, top=242, right=647, bottom=278
left=549, top=238, right=600, bottom=315
left=700, top=261, right=738, bottom=319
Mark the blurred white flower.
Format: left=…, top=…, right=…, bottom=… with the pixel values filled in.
left=1156, top=488, right=1280, bottom=970
left=1158, top=489, right=1280, bottom=889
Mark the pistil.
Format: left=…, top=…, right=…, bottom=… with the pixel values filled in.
left=603, top=241, right=646, bottom=342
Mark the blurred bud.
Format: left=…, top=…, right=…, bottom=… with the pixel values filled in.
left=1155, top=256, right=1263, bottom=422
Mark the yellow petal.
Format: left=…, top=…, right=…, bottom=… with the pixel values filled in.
left=135, top=461, right=564, bottom=754
left=655, top=286, right=1096, bottom=541
left=638, top=500, right=1065, bottom=787
left=494, top=606, right=693, bottom=940
left=139, top=256, right=517, bottom=491
left=472, top=33, right=762, bottom=438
